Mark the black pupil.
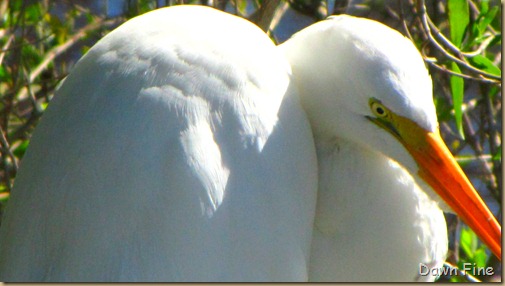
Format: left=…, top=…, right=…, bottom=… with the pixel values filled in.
left=376, top=106, right=384, bottom=115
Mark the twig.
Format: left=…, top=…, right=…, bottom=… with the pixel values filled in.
left=8, top=110, right=41, bottom=143
left=462, top=112, right=494, bottom=178
left=29, top=17, right=121, bottom=84
left=427, top=17, right=496, bottom=58
left=434, top=72, right=496, bottom=192
left=249, top=0, right=281, bottom=32
left=424, top=56, right=500, bottom=85
left=0, top=126, right=17, bottom=192
left=443, top=262, right=481, bottom=282
left=426, top=16, right=464, bottom=58
left=22, top=67, right=43, bottom=116
left=0, top=34, right=14, bottom=66
left=268, top=1, right=290, bottom=44
left=417, top=0, right=501, bottom=81
left=398, top=0, right=415, bottom=42
left=0, top=33, right=54, bottom=53
left=0, top=0, right=7, bottom=17
left=483, top=85, right=502, bottom=199
left=14, top=17, right=122, bottom=101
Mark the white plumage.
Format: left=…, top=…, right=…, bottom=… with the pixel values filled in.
left=0, top=5, right=500, bottom=282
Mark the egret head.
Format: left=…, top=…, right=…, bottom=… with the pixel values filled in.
left=280, top=15, right=436, bottom=173
left=280, top=15, right=501, bottom=259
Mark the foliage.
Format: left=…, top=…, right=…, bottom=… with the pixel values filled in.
left=447, top=226, right=498, bottom=282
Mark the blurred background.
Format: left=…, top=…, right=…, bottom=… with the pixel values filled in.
left=0, top=0, right=501, bottom=282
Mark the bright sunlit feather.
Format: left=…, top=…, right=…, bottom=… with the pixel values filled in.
left=0, top=5, right=499, bottom=282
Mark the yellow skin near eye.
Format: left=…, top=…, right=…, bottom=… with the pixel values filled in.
left=367, top=98, right=405, bottom=142
left=366, top=97, right=501, bottom=259
left=367, top=97, right=432, bottom=153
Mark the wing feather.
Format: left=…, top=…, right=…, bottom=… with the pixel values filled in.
left=0, top=6, right=317, bottom=282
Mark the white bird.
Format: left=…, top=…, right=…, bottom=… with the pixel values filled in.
left=0, top=5, right=500, bottom=282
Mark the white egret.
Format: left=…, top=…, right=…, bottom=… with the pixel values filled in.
left=0, top=5, right=501, bottom=282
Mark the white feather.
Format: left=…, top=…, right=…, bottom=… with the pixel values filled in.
left=0, top=6, right=456, bottom=282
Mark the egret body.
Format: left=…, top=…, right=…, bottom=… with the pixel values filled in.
left=0, top=5, right=500, bottom=282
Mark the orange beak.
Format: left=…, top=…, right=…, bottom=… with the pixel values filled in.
left=407, top=131, right=501, bottom=260
left=367, top=99, right=501, bottom=260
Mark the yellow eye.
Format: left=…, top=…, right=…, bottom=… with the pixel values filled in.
left=370, top=101, right=388, bottom=118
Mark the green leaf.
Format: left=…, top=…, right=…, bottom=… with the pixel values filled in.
left=85, top=12, right=94, bottom=24
left=478, top=6, right=498, bottom=34
left=21, top=44, right=43, bottom=67
left=457, top=226, right=493, bottom=279
left=448, top=0, right=470, bottom=47
left=433, top=95, right=453, bottom=122
left=473, top=247, right=488, bottom=268
left=492, top=145, right=501, bottom=161
left=450, top=62, right=465, bottom=139
left=236, top=0, right=248, bottom=16
left=480, top=0, right=489, bottom=14
left=460, top=227, right=472, bottom=257
left=11, top=0, right=22, bottom=11
left=13, top=140, right=30, bottom=158
left=25, top=3, right=42, bottom=24
left=0, top=185, right=8, bottom=203
left=0, top=190, right=8, bottom=203
left=0, top=65, right=7, bottom=81
left=488, top=33, right=501, bottom=47
left=468, top=55, right=501, bottom=76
